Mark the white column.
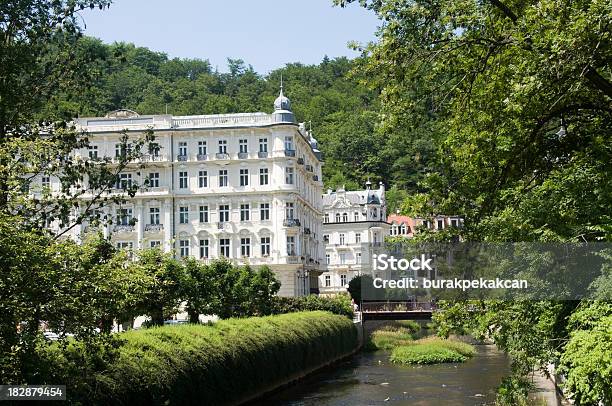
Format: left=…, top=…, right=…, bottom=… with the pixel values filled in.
left=136, top=203, right=144, bottom=249
left=164, top=199, right=172, bottom=253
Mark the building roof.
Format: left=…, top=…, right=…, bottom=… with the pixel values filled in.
left=322, top=185, right=385, bottom=208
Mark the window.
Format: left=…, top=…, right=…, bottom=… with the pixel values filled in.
left=325, top=275, right=331, bottom=287
left=400, top=224, right=407, bottom=234
left=285, top=167, right=294, bottom=184
left=342, top=213, right=348, bottom=222
left=285, top=202, right=294, bottom=220
left=149, top=143, right=160, bottom=157
left=198, top=170, right=208, bottom=188
left=179, top=239, right=189, bottom=258
left=323, top=234, right=329, bottom=243
left=340, top=253, right=346, bottom=264
left=239, top=139, right=248, bottom=153
left=239, top=169, right=249, bottom=186
left=259, top=168, right=269, bottom=185
left=261, top=237, right=270, bottom=256
left=354, top=212, right=359, bottom=222
left=286, top=236, right=296, bottom=256
left=260, top=203, right=270, bottom=221
left=240, top=237, right=251, bottom=257
left=116, top=241, right=133, bottom=250
left=88, top=145, right=98, bottom=159
left=199, top=205, right=209, bottom=223
left=284, top=135, right=294, bottom=151
left=340, top=274, right=347, bottom=286
left=339, top=233, right=345, bottom=245
left=356, top=252, right=362, bottom=264
left=150, top=240, right=161, bottom=248
left=218, top=139, right=227, bottom=154
left=178, top=141, right=188, bottom=157
left=199, top=239, right=209, bottom=259
left=115, top=143, right=126, bottom=159
left=219, top=238, right=230, bottom=257
left=219, top=169, right=228, bottom=187
left=198, top=141, right=207, bottom=155
left=179, top=171, right=188, bottom=189
left=437, top=219, right=444, bottom=230
left=41, top=176, right=50, bottom=189
left=116, top=173, right=132, bottom=189
left=219, top=204, right=229, bottom=222
left=356, top=233, right=362, bottom=243
left=179, top=206, right=189, bottom=224
left=148, top=172, right=160, bottom=188
left=259, top=138, right=268, bottom=152
left=240, top=204, right=250, bottom=221
left=451, top=218, right=459, bottom=228
left=335, top=213, right=341, bottom=222
left=116, top=208, right=133, bottom=225
left=149, top=207, right=160, bottom=225
left=326, top=254, right=330, bottom=265
left=324, top=214, right=329, bottom=223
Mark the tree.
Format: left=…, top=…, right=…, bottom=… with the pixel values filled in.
left=181, top=258, right=214, bottom=323
left=249, top=266, right=281, bottom=316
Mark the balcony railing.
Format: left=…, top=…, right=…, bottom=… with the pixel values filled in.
left=258, top=151, right=268, bottom=158
left=177, top=155, right=188, bottom=161
left=297, top=157, right=304, bottom=165
left=197, top=154, right=208, bottom=161
left=283, top=218, right=301, bottom=227
left=287, top=255, right=300, bottom=263
left=144, top=223, right=163, bottom=232
left=304, top=227, right=311, bottom=234
left=284, top=149, right=296, bottom=157
left=215, top=152, right=230, bottom=160
left=238, top=152, right=248, bottom=159
left=217, top=221, right=231, bottom=230
left=113, top=224, right=134, bottom=233
left=313, top=175, right=319, bottom=182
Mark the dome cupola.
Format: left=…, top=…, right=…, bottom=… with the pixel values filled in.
left=272, top=76, right=296, bottom=123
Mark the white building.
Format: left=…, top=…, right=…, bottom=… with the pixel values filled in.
left=319, top=182, right=390, bottom=295
left=61, top=87, right=324, bottom=297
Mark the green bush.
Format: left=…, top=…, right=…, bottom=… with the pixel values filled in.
left=47, top=311, right=357, bottom=405
left=413, top=336, right=477, bottom=357
left=272, top=294, right=354, bottom=319
left=390, top=344, right=467, bottom=364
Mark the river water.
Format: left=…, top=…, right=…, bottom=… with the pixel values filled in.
left=257, top=344, right=510, bottom=406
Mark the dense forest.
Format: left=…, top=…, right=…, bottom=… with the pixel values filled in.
left=40, top=37, right=434, bottom=212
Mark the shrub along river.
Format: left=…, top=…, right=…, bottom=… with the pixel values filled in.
left=256, top=341, right=510, bottom=405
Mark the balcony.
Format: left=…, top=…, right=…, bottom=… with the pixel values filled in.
left=313, top=175, right=319, bottom=182
left=177, top=154, right=188, bottom=161
left=238, top=152, right=248, bottom=159
left=258, top=151, right=268, bottom=158
left=304, top=227, right=311, bottom=234
left=215, top=152, right=230, bottom=160
left=283, top=218, right=301, bottom=227
left=287, top=255, right=300, bottom=264
left=113, top=224, right=134, bottom=233
left=197, top=154, right=208, bottom=161
left=284, top=149, right=296, bottom=157
left=297, top=157, right=304, bottom=165
left=217, top=222, right=231, bottom=231
left=144, top=223, right=163, bottom=232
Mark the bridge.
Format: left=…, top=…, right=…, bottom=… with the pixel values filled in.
left=358, top=301, right=436, bottom=322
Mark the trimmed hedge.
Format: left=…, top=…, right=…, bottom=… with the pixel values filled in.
left=53, top=311, right=357, bottom=405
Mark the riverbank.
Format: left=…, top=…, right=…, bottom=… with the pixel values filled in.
left=46, top=311, right=358, bottom=405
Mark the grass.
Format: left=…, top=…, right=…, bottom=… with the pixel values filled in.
left=47, top=311, right=358, bottom=405
left=369, top=326, right=414, bottom=350
left=395, top=320, right=421, bottom=333
left=390, top=337, right=477, bottom=365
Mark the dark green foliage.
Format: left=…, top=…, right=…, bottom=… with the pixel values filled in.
left=272, top=294, right=354, bottom=319
left=45, top=312, right=358, bottom=405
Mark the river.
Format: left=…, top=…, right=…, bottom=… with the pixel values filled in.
left=256, top=344, right=510, bottom=406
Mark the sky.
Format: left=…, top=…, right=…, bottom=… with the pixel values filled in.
left=79, top=0, right=380, bottom=74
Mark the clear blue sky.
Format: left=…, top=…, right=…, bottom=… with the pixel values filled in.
left=80, top=0, right=380, bottom=74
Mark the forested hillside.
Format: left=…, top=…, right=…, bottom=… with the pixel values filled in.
left=39, top=37, right=435, bottom=208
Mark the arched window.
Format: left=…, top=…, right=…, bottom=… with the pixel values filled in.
left=400, top=224, right=407, bottom=235
left=335, top=213, right=341, bottom=222
left=342, top=213, right=348, bottom=222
